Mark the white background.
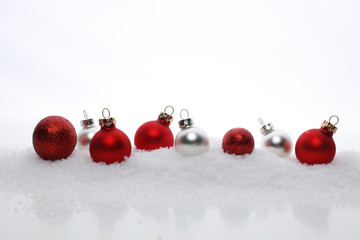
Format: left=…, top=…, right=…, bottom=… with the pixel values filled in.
left=1, top=0, right=359, bottom=150
left=1, top=0, right=360, bottom=239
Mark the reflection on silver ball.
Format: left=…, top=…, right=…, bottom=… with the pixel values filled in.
left=77, top=126, right=99, bottom=149
left=260, top=129, right=292, bottom=157
left=175, top=126, right=209, bottom=156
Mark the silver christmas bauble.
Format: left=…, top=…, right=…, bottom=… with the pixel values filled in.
left=77, top=111, right=99, bottom=149
left=175, top=110, right=209, bottom=156
left=259, top=119, right=292, bottom=157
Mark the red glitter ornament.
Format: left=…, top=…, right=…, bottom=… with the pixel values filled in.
left=222, top=128, right=254, bottom=155
left=295, top=115, right=339, bottom=165
left=134, top=106, right=174, bottom=151
left=32, top=116, right=77, bottom=160
left=90, top=108, right=131, bottom=164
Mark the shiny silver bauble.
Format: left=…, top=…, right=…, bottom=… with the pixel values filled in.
left=175, top=126, right=210, bottom=156
left=260, top=129, right=292, bottom=157
left=77, top=111, right=99, bottom=149
left=77, top=125, right=99, bottom=149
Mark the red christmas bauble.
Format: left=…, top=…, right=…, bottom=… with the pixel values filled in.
left=222, top=128, right=254, bottom=155
left=90, top=124, right=131, bottom=164
left=33, top=116, right=77, bottom=160
left=134, top=118, right=174, bottom=150
left=295, top=128, right=336, bottom=165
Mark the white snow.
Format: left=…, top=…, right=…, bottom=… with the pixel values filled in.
left=1, top=138, right=359, bottom=219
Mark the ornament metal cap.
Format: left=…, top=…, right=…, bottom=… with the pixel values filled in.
left=158, top=105, right=174, bottom=124
left=178, top=109, right=193, bottom=129
left=80, top=110, right=95, bottom=127
left=99, top=108, right=116, bottom=127
left=258, top=118, right=274, bottom=135
left=179, top=118, right=194, bottom=129
left=321, top=115, right=339, bottom=135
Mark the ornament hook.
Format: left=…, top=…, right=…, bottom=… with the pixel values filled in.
left=164, top=105, right=174, bottom=115
left=180, top=109, right=190, bottom=119
left=258, top=118, right=265, bottom=126
left=102, top=108, right=111, bottom=118
left=83, top=110, right=88, bottom=120
left=329, top=115, right=339, bottom=125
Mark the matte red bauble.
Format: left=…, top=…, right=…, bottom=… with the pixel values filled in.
left=222, top=128, right=254, bottom=155
left=90, top=108, right=131, bottom=164
left=33, top=116, right=77, bottom=160
left=295, top=116, right=339, bottom=165
left=134, top=106, right=174, bottom=150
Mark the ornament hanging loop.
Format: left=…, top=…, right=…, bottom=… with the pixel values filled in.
left=178, top=109, right=193, bottom=129
left=158, top=106, right=174, bottom=123
left=83, top=110, right=89, bottom=120
left=100, top=108, right=115, bottom=127
left=321, top=115, right=339, bottom=135
left=164, top=106, right=174, bottom=116
left=329, top=115, right=339, bottom=125
left=102, top=108, right=111, bottom=118
left=180, top=109, right=190, bottom=120
left=258, top=118, right=265, bottom=126
left=258, top=118, right=274, bottom=135
left=80, top=110, right=95, bottom=127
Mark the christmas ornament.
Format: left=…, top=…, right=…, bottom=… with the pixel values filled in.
left=258, top=118, right=292, bottom=157
left=134, top=106, right=174, bottom=150
left=295, top=115, right=339, bottom=165
left=175, top=109, right=209, bottom=156
left=77, top=110, right=99, bottom=149
left=222, top=128, right=254, bottom=155
left=33, top=116, right=77, bottom=160
left=90, top=108, right=131, bottom=164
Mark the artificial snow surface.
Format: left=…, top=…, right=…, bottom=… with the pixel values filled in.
left=1, top=138, right=359, bottom=220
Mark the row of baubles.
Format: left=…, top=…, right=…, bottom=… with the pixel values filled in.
left=32, top=106, right=339, bottom=166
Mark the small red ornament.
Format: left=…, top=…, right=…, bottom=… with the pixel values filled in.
left=134, top=106, right=174, bottom=150
left=90, top=108, right=132, bottom=164
left=33, top=116, right=77, bottom=160
left=222, top=128, right=255, bottom=155
left=295, top=115, right=339, bottom=165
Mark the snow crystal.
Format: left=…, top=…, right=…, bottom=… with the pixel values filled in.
left=0, top=138, right=359, bottom=219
